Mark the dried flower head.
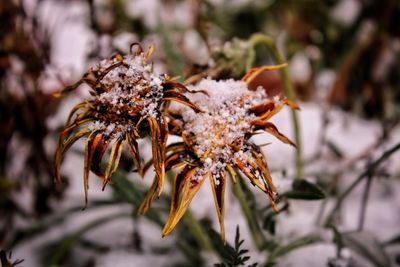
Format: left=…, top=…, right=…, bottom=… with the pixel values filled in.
left=55, top=43, right=201, bottom=207
left=156, top=65, right=298, bottom=239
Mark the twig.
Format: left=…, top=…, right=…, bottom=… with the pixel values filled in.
left=325, top=142, right=400, bottom=225
left=358, top=171, right=373, bottom=231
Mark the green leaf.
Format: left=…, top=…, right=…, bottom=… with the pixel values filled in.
left=341, top=231, right=391, bottom=267
left=266, top=235, right=321, bottom=266
left=211, top=226, right=258, bottom=267
left=111, top=170, right=164, bottom=226
left=284, top=179, right=326, bottom=200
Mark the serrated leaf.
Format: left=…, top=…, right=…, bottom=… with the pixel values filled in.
left=284, top=179, right=326, bottom=200
left=342, top=231, right=391, bottom=267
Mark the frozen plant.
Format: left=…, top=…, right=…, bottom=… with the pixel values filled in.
left=146, top=65, right=298, bottom=240
left=55, top=43, right=201, bottom=207
left=55, top=43, right=298, bottom=240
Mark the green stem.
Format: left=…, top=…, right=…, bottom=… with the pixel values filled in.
left=183, top=210, right=214, bottom=251
left=249, top=33, right=304, bottom=179
left=325, top=142, right=400, bottom=225
left=233, top=174, right=266, bottom=250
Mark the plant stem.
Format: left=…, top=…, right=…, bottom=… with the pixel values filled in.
left=249, top=33, right=303, bottom=179
left=233, top=174, right=266, bottom=250
left=183, top=210, right=214, bottom=251
left=325, top=142, right=400, bottom=225
left=358, top=172, right=373, bottom=231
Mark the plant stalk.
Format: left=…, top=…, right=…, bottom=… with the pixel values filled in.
left=233, top=174, right=266, bottom=250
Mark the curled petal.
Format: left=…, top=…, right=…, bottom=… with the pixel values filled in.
left=162, top=166, right=204, bottom=237
left=163, top=81, right=188, bottom=93
left=102, top=138, right=125, bottom=190
left=137, top=176, right=158, bottom=214
left=162, top=91, right=203, bottom=113
left=250, top=148, right=277, bottom=210
left=166, top=151, right=188, bottom=170
left=285, top=99, right=300, bottom=110
left=130, top=42, right=143, bottom=56
left=258, top=122, right=296, bottom=147
left=96, top=61, right=124, bottom=83
left=54, top=118, right=93, bottom=183
left=66, top=101, right=88, bottom=124
left=235, top=159, right=267, bottom=193
left=126, top=131, right=143, bottom=176
left=143, top=44, right=155, bottom=62
left=53, top=80, right=84, bottom=98
left=83, top=131, right=100, bottom=208
left=242, top=63, right=288, bottom=84
left=55, top=128, right=91, bottom=183
left=210, top=170, right=226, bottom=241
left=250, top=99, right=299, bottom=123
left=250, top=101, right=284, bottom=122
left=248, top=101, right=276, bottom=117
left=148, top=114, right=168, bottom=196
left=88, top=133, right=112, bottom=177
left=226, top=164, right=237, bottom=184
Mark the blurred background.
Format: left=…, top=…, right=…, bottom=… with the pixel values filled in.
left=1, top=0, right=400, bottom=266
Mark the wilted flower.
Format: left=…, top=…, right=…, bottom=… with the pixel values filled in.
left=156, top=65, right=298, bottom=239
left=55, top=44, right=201, bottom=206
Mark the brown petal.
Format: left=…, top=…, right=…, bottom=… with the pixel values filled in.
left=235, top=159, right=267, bottom=192
left=226, top=164, right=237, bottom=184
left=242, top=63, right=288, bottom=84
left=266, top=122, right=296, bottom=147
left=54, top=118, right=93, bottom=183
left=54, top=128, right=91, bottom=183
left=248, top=101, right=276, bottom=116
left=162, top=81, right=189, bottom=93
left=53, top=80, right=84, bottom=98
left=88, top=133, right=112, bottom=177
left=162, top=166, right=204, bottom=237
left=66, top=101, right=88, bottom=124
left=143, top=44, right=155, bottom=63
left=83, top=131, right=100, bottom=208
left=165, top=151, right=187, bottom=170
left=126, top=131, right=143, bottom=176
left=162, top=91, right=203, bottom=113
left=250, top=148, right=277, bottom=211
left=209, top=170, right=226, bottom=241
left=148, top=114, right=168, bottom=196
left=102, top=137, right=125, bottom=190
left=137, top=176, right=158, bottom=214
